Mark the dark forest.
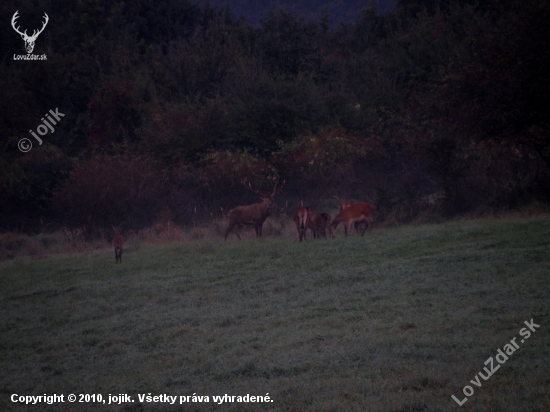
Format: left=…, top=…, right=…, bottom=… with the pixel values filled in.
left=1, top=0, right=549, bottom=234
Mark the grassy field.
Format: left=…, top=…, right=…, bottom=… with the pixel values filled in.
left=1, top=216, right=549, bottom=411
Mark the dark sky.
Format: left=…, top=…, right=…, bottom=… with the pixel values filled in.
left=194, top=0, right=398, bottom=24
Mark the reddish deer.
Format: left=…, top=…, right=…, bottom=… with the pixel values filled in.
left=333, top=196, right=367, bottom=234
left=224, top=179, right=285, bottom=241
left=293, top=206, right=310, bottom=242
left=308, top=212, right=332, bottom=239
left=112, top=226, right=125, bottom=263
left=334, top=196, right=354, bottom=212
left=331, top=202, right=374, bottom=237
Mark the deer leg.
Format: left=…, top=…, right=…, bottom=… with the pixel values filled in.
left=234, top=225, right=243, bottom=240
left=330, top=222, right=337, bottom=238
left=224, top=223, right=235, bottom=241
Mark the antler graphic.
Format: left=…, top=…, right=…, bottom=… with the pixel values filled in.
left=11, top=11, right=49, bottom=54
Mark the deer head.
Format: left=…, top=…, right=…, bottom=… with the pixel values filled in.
left=12, top=11, right=49, bottom=54
left=241, top=178, right=285, bottom=210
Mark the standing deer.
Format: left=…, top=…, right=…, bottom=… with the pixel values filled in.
left=11, top=11, right=49, bottom=54
left=224, top=179, right=285, bottom=241
left=308, top=212, right=332, bottom=239
left=333, top=196, right=367, bottom=234
left=112, top=226, right=125, bottom=263
left=331, top=202, right=374, bottom=237
left=293, top=206, right=310, bottom=242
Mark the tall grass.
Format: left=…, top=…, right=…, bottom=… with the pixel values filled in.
left=1, top=216, right=549, bottom=411
left=0, top=217, right=296, bottom=262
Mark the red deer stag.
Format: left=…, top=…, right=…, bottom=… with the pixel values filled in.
left=112, top=226, right=125, bottom=263
left=293, top=206, right=310, bottom=242
left=331, top=202, right=374, bottom=237
left=224, top=179, right=285, bottom=241
left=308, top=212, right=332, bottom=239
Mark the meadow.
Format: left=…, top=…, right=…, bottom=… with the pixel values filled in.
left=1, top=215, right=549, bottom=411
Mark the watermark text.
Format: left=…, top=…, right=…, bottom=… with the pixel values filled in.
left=451, top=318, right=540, bottom=406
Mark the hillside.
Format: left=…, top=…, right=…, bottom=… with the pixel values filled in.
left=1, top=216, right=549, bottom=411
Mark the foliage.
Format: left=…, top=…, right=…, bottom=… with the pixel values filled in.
left=2, top=0, right=549, bottom=232
left=51, top=156, right=165, bottom=232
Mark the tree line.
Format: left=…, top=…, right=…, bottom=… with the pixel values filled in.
left=1, top=0, right=549, bottom=234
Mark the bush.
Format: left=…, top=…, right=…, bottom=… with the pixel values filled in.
left=52, top=156, right=165, bottom=233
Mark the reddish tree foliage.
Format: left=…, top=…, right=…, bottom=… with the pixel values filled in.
left=52, top=156, right=164, bottom=232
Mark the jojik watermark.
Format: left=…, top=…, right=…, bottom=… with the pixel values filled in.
left=451, top=318, right=540, bottom=406
left=18, top=108, right=65, bottom=152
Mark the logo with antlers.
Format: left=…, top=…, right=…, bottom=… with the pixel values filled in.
left=11, top=10, right=49, bottom=54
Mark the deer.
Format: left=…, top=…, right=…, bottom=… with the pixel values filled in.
left=331, top=202, right=374, bottom=237
left=293, top=206, right=310, bottom=242
left=334, top=196, right=354, bottom=212
left=11, top=11, right=49, bottom=54
left=112, top=226, right=125, bottom=263
left=308, top=212, right=332, bottom=239
left=333, top=196, right=367, bottom=234
left=224, top=179, right=285, bottom=241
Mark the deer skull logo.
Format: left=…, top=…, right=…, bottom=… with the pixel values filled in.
left=11, top=11, right=49, bottom=54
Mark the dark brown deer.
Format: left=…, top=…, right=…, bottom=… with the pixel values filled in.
left=293, top=206, right=310, bottom=242
left=331, top=202, right=374, bottom=237
left=112, top=226, right=125, bottom=263
left=308, top=212, right=332, bottom=239
left=224, top=179, right=285, bottom=241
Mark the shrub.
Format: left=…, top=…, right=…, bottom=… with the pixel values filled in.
left=52, top=156, right=165, bottom=233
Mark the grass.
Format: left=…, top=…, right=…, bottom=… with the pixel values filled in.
left=1, top=215, right=549, bottom=411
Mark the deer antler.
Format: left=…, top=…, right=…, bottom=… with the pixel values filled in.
left=30, top=13, right=49, bottom=40
left=271, top=179, right=286, bottom=196
left=241, top=179, right=265, bottom=197
left=11, top=11, right=48, bottom=40
left=11, top=11, right=26, bottom=37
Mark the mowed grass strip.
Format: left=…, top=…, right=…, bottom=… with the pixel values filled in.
left=1, top=216, right=549, bottom=411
